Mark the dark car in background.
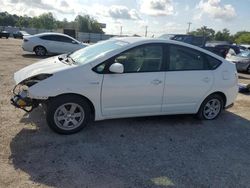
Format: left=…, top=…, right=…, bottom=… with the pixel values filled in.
left=226, top=51, right=250, bottom=73
left=204, top=42, right=241, bottom=58
left=0, top=30, right=10, bottom=39
left=13, top=31, right=30, bottom=39
left=159, top=34, right=207, bottom=47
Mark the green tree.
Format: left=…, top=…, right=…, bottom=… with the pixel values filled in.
left=31, top=12, right=56, bottom=30
left=214, top=28, right=233, bottom=42
left=189, top=26, right=215, bottom=40
left=235, top=33, right=250, bottom=44
left=75, top=15, right=103, bottom=33
left=16, top=15, right=31, bottom=28
left=0, top=11, right=16, bottom=26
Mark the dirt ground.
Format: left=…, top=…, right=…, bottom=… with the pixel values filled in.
left=0, top=38, right=250, bottom=188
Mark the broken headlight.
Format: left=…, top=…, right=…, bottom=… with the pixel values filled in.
left=23, top=74, right=53, bottom=87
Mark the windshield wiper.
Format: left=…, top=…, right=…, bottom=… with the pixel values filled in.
left=66, top=54, right=77, bottom=65
left=58, top=56, right=64, bottom=61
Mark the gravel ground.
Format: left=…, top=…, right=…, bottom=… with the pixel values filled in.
left=0, top=38, right=250, bottom=188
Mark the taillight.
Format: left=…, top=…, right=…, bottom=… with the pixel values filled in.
left=23, top=39, right=28, bottom=42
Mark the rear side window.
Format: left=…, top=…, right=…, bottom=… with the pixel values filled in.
left=56, top=36, right=73, bottom=43
left=40, top=35, right=73, bottom=43
left=205, top=55, right=222, bottom=70
left=168, top=45, right=206, bottom=71
left=40, top=35, right=54, bottom=41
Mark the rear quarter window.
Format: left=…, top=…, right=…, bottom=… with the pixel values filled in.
left=205, top=55, right=222, bottom=70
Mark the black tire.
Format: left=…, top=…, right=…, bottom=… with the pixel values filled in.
left=196, top=94, right=224, bottom=120
left=34, top=46, right=47, bottom=56
left=46, top=95, right=91, bottom=134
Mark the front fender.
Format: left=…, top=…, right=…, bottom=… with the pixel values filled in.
left=27, top=65, right=104, bottom=120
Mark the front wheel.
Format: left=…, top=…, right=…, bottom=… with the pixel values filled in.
left=46, top=95, right=91, bottom=134
left=196, top=94, right=224, bottom=120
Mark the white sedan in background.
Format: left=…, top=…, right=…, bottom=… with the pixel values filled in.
left=12, top=37, right=238, bottom=134
left=22, top=32, right=88, bottom=56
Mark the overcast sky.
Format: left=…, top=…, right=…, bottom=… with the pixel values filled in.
left=1, top=0, right=250, bottom=36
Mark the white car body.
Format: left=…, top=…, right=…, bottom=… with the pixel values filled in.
left=22, top=32, right=87, bottom=55
left=14, top=37, right=238, bottom=121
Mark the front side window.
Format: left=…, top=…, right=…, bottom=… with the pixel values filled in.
left=169, top=45, right=206, bottom=71
left=114, top=45, right=163, bottom=73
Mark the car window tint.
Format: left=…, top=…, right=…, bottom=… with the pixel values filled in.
left=40, top=35, right=73, bottom=43
left=169, top=45, right=205, bottom=71
left=114, top=45, right=163, bottom=73
left=40, top=35, right=53, bottom=40
left=205, top=55, right=222, bottom=69
left=57, top=36, right=73, bottom=43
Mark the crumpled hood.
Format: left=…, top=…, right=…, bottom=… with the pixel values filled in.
left=14, top=55, right=75, bottom=84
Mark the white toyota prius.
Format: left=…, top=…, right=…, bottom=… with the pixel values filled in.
left=11, top=37, right=238, bottom=134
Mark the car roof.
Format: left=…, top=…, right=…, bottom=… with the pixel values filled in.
left=34, top=32, right=73, bottom=38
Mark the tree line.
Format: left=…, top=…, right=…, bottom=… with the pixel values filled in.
left=0, top=11, right=104, bottom=33
left=1, top=11, right=250, bottom=44
left=189, top=26, right=250, bottom=44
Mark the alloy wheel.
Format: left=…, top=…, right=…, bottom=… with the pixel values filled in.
left=53, top=103, right=85, bottom=131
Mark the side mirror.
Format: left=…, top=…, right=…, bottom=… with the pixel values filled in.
left=109, top=63, right=124, bottom=74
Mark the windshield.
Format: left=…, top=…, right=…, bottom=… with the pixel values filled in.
left=69, top=39, right=129, bottom=65
left=237, top=51, right=250, bottom=58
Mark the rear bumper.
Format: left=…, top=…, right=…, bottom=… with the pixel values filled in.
left=21, top=42, right=34, bottom=52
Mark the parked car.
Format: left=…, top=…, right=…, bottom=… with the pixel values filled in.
left=240, top=44, right=250, bottom=50
left=159, top=34, right=207, bottom=47
left=226, top=51, right=250, bottom=73
left=203, top=46, right=228, bottom=58
left=22, top=32, right=88, bottom=56
left=13, top=30, right=30, bottom=39
left=11, top=37, right=238, bottom=134
left=205, top=43, right=241, bottom=58
left=0, top=30, right=10, bottom=39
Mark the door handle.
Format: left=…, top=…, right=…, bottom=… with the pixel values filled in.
left=151, top=79, right=162, bottom=85
left=202, top=77, right=210, bottom=83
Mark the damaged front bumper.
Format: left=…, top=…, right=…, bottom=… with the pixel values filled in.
left=10, top=85, right=39, bottom=112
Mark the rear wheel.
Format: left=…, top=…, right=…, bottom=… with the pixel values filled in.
left=197, top=94, right=224, bottom=120
left=34, top=46, right=47, bottom=56
left=46, top=95, right=91, bottom=134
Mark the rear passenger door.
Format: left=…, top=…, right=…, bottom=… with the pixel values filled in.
left=163, top=44, right=217, bottom=114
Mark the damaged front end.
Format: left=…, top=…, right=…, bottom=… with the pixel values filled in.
left=11, top=74, right=52, bottom=112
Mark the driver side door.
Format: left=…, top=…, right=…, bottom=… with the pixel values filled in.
left=100, top=44, right=166, bottom=117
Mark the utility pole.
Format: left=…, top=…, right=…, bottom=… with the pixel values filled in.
left=145, top=26, right=148, bottom=37
left=120, top=25, right=123, bottom=36
left=187, top=22, right=192, bottom=34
